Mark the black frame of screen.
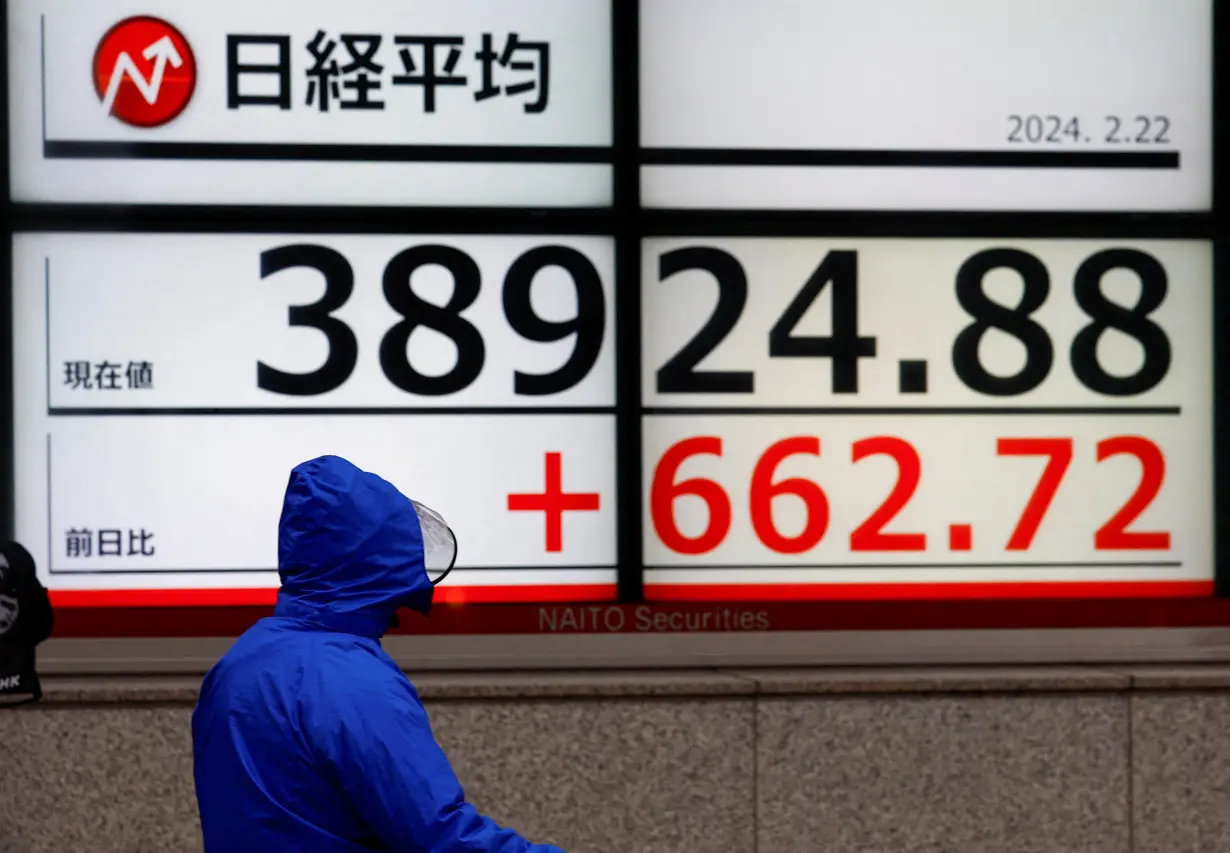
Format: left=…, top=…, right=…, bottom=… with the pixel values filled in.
left=1, top=0, right=1227, bottom=600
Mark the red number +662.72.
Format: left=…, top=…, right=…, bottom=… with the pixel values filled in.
left=649, top=435, right=1169, bottom=556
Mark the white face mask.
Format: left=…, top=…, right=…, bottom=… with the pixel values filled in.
left=411, top=500, right=458, bottom=587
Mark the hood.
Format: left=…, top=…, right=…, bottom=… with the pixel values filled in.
left=272, top=455, right=433, bottom=637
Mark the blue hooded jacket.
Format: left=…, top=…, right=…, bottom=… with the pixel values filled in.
left=192, top=455, right=565, bottom=853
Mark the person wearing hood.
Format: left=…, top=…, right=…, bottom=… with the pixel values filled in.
left=192, top=455, right=565, bottom=853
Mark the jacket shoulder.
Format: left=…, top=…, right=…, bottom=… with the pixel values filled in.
left=303, top=638, right=420, bottom=721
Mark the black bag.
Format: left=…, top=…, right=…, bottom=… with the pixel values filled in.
left=0, top=540, right=54, bottom=705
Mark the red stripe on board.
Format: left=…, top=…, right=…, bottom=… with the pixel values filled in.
left=433, top=584, right=616, bottom=604
left=644, top=580, right=1214, bottom=601
left=46, top=595, right=1230, bottom=638
left=50, top=588, right=278, bottom=608
left=48, top=583, right=617, bottom=609
left=43, top=583, right=1228, bottom=639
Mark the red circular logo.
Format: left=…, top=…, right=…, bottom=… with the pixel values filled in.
left=93, top=16, right=196, bottom=128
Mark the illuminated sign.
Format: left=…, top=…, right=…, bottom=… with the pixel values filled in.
left=13, top=233, right=618, bottom=602
left=5, top=0, right=1221, bottom=618
left=641, top=238, right=1214, bottom=597
left=9, top=0, right=613, bottom=206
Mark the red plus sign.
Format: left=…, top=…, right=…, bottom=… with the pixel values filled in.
left=507, top=452, right=600, bottom=552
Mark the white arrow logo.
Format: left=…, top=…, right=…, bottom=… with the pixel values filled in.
left=100, top=35, right=184, bottom=116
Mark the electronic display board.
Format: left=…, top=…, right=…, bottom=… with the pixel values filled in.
left=3, top=1, right=1223, bottom=625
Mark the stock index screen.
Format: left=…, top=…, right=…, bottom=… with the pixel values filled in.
left=5, top=0, right=1222, bottom=615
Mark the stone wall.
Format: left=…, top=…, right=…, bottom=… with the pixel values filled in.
left=3, top=666, right=1230, bottom=853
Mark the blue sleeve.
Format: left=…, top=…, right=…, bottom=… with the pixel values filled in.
left=312, top=655, right=566, bottom=853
